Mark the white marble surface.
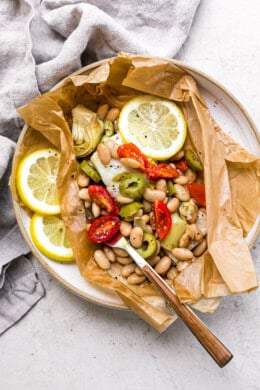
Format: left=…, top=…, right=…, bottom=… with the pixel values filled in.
left=1, top=1, right=260, bottom=389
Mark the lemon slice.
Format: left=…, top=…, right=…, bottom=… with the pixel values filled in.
left=30, top=214, right=74, bottom=262
left=118, top=95, right=187, bottom=160
left=16, top=148, right=60, bottom=215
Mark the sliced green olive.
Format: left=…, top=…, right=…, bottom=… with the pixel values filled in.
left=167, top=180, right=176, bottom=196
left=103, top=119, right=114, bottom=138
left=137, top=232, right=157, bottom=259
left=119, top=173, right=146, bottom=199
left=119, top=202, right=143, bottom=218
left=80, top=160, right=101, bottom=183
left=112, top=172, right=128, bottom=182
left=184, top=149, right=203, bottom=171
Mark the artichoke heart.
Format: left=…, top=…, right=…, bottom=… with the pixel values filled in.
left=71, top=104, right=104, bottom=157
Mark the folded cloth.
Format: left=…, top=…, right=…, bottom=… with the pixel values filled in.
left=0, top=0, right=200, bottom=334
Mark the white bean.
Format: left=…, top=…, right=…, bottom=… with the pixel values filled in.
left=171, top=150, right=184, bottom=160
left=113, top=248, right=129, bottom=257
left=173, top=184, right=190, bottom=202
left=111, top=145, right=119, bottom=159
left=104, top=246, right=116, bottom=262
left=94, top=250, right=110, bottom=270
left=116, top=195, right=133, bottom=204
left=143, top=200, right=152, bottom=213
left=190, top=224, right=203, bottom=241
left=120, top=158, right=141, bottom=169
left=97, top=143, right=111, bottom=165
left=97, top=104, right=109, bottom=120
left=178, top=233, right=190, bottom=248
left=77, top=174, right=90, bottom=187
left=127, top=273, right=146, bottom=285
left=84, top=200, right=91, bottom=209
left=174, top=176, right=189, bottom=185
left=130, top=227, right=143, bottom=248
left=78, top=188, right=90, bottom=200
left=155, top=256, right=171, bottom=275
left=176, top=261, right=190, bottom=272
left=156, top=179, right=167, bottom=192
left=144, top=188, right=166, bottom=202
left=140, top=214, right=150, bottom=224
left=92, top=202, right=101, bottom=218
left=122, top=264, right=136, bottom=277
left=148, top=255, right=160, bottom=266
left=185, top=169, right=197, bottom=183
left=106, top=108, right=120, bottom=122
left=193, top=239, right=207, bottom=257
left=167, top=267, right=178, bottom=280
left=116, top=256, right=133, bottom=265
left=135, top=267, right=144, bottom=276
left=171, top=248, right=193, bottom=261
left=167, top=198, right=179, bottom=213
left=120, top=221, right=132, bottom=237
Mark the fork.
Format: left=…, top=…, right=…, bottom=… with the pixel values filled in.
left=107, top=233, right=233, bottom=367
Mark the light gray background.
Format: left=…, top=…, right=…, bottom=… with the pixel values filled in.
left=1, top=1, right=260, bottom=389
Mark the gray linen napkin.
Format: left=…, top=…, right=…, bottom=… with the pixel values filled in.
left=0, top=0, right=200, bottom=334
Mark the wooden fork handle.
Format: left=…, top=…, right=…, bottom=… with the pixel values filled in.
left=143, top=265, right=233, bottom=367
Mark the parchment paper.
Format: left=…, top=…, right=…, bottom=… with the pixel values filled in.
left=11, top=53, right=260, bottom=331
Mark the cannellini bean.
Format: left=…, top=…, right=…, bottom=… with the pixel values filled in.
left=140, top=214, right=150, bottom=224
left=78, top=188, right=90, bottom=200
left=143, top=200, right=152, bottom=213
left=156, top=179, right=167, bottom=192
left=116, top=195, right=133, bottom=204
left=97, top=103, right=109, bottom=120
left=105, top=139, right=116, bottom=152
left=149, top=211, right=156, bottom=230
left=94, top=250, right=111, bottom=270
left=173, top=184, right=190, bottom=202
left=97, top=143, right=111, bottom=165
left=155, top=256, right=171, bottom=275
left=171, top=248, right=193, bottom=261
left=127, top=273, right=146, bottom=285
left=77, top=174, right=90, bottom=187
left=114, top=119, right=119, bottom=132
left=135, top=267, right=144, bottom=276
left=178, top=233, right=190, bottom=248
left=185, top=169, right=197, bottom=183
left=167, top=198, right=179, bottom=213
left=190, top=224, right=203, bottom=241
left=174, top=176, right=189, bottom=185
left=148, top=255, right=160, bottom=266
left=111, top=144, right=119, bottom=159
left=116, top=256, right=133, bottom=265
left=120, top=158, right=141, bottom=169
left=84, top=200, right=91, bottom=209
left=167, top=267, right=178, bottom=280
left=193, top=239, right=207, bottom=257
left=120, top=221, right=132, bottom=237
left=106, top=108, right=120, bottom=122
left=122, top=263, right=136, bottom=277
left=144, top=188, right=166, bottom=202
left=104, top=246, right=116, bottom=262
left=145, top=225, right=153, bottom=234
left=185, top=225, right=195, bottom=240
left=134, top=209, right=143, bottom=218
left=130, top=227, right=143, bottom=248
left=171, top=150, right=184, bottom=160
left=176, top=261, right=190, bottom=272
left=113, top=248, right=129, bottom=257
left=92, top=202, right=101, bottom=218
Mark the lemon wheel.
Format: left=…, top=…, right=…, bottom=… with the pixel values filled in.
left=118, top=95, right=187, bottom=160
left=30, top=214, right=74, bottom=262
left=16, top=148, right=61, bottom=215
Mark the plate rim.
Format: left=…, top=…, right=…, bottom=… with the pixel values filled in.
left=13, top=56, right=260, bottom=310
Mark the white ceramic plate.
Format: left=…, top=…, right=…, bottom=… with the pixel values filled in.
left=13, top=59, right=260, bottom=310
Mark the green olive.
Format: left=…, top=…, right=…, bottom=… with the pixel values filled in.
left=80, top=160, right=101, bottom=183
left=137, top=232, right=157, bottom=259
left=184, top=149, right=203, bottom=171
left=119, top=173, right=146, bottom=199
left=119, top=202, right=143, bottom=218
